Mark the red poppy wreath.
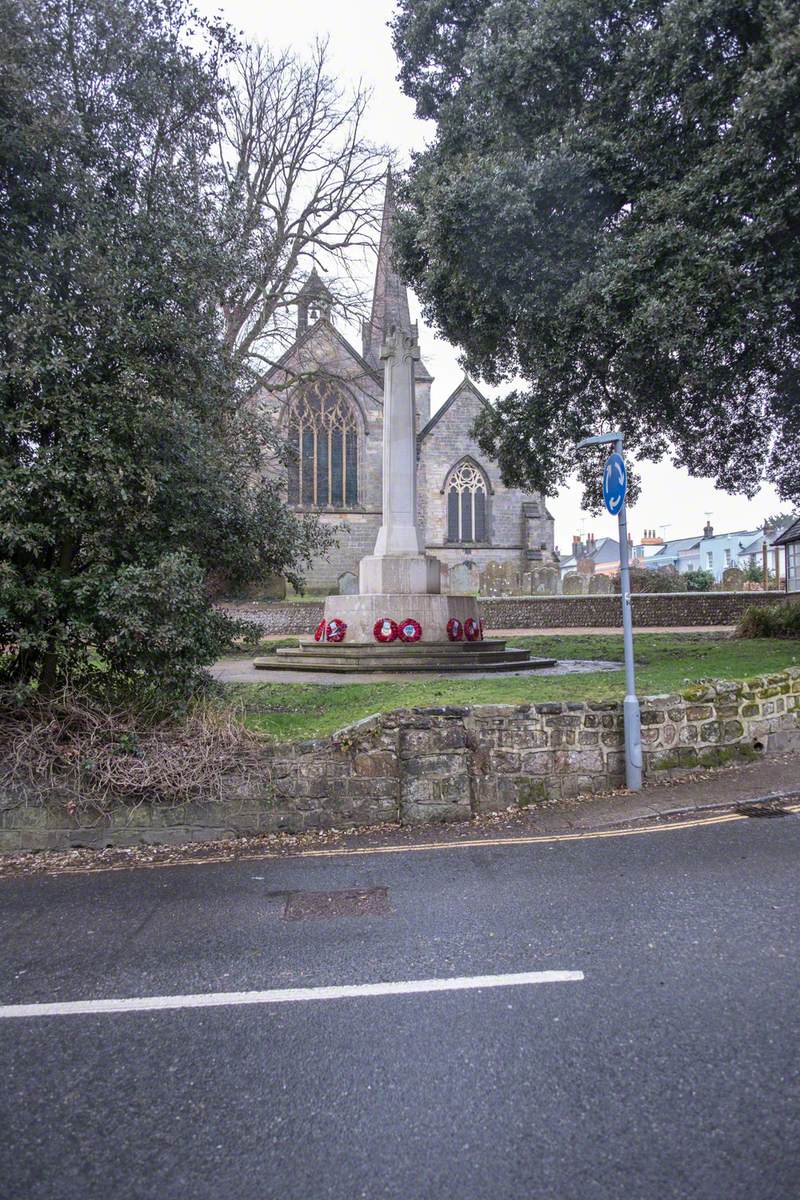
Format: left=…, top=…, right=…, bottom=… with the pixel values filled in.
left=326, top=618, right=347, bottom=643
left=446, top=617, right=463, bottom=641
left=464, top=617, right=480, bottom=642
left=398, top=618, right=422, bottom=643
left=373, top=617, right=398, bottom=643
left=314, top=618, right=327, bottom=642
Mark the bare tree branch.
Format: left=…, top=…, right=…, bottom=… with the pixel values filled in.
left=215, top=39, right=391, bottom=392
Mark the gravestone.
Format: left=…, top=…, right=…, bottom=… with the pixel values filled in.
left=449, top=562, right=477, bottom=595
left=531, top=565, right=560, bottom=595
left=479, top=561, right=521, bottom=597
left=563, top=572, right=588, bottom=596
left=337, top=571, right=358, bottom=595
left=588, top=574, right=613, bottom=594
left=245, top=574, right=286, bottom=600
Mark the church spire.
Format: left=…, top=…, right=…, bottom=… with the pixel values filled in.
left=364, top=168, right=412, bottom=364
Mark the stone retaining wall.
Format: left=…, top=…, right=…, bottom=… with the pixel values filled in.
left=3, top=668, right=798, bottom=852
left=223, top=591, right=785, bottom=635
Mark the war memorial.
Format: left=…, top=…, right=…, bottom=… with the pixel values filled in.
left=255, top=319, right=555, bottom=674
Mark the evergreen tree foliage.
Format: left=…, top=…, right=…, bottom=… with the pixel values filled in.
left=684, top=569, right=716, bottom=591
left=391, top=0, right=800, bottom=508
left=0, top=0, right=331, bottom=694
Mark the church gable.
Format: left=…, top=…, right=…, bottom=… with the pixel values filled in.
left=418, top=377, right=491, bottom=445
left=419, top=379, right=500, bottom=496
left=264, top=319, right=384, bottom=422
left=257, top=316, right=386, bottom=528
left=418, top=377, right=554, bottom=563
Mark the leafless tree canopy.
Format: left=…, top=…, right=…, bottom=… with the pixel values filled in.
left=216, top=39, right=390, bottom=390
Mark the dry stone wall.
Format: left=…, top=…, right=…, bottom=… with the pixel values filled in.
left=3, top=669, right=798, bottom=852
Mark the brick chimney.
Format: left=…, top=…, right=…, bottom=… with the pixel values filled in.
left=703, top=521, right=714, bottom=539
left=640, top=529, right=664, bottom=546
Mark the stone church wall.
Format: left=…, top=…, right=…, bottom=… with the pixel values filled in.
left=418, top=388, right=553, bottom=566
left=258, top=330, right=557, bottom=593
left=259, top=322, right=388, bottom=591
left=301, top=511, right=383, bottom=591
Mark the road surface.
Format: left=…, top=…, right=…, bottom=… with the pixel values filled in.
left=1, top=811, right=798, bottom=1199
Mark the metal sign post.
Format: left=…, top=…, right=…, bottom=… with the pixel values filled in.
left=577, top=432, right=642, bottom=791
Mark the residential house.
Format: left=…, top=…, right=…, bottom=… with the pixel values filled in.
left=772, top=518, right=800, bottom=594
left=559, top=533, right=622, bottom=578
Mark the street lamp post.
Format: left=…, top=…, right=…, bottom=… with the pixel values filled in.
left=576, top=432, right=642, bottom=791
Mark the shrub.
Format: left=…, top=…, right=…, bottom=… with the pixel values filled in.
left=0, top=686, right=264, bottom=816
left=614, top=567, right=682, bottom=593
left=742, top=562, right=765, bottom=584
left=684, top=569, right=715, bottom=591
left=737, top=603, right=800, bottom=639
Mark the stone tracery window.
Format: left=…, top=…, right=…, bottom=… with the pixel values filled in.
left=446, top=460, right=488, bottom=543
left=286, top=381, right=359, bottom=508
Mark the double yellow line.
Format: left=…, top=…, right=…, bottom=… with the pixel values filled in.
left=8, top=803, right=798, bottom=876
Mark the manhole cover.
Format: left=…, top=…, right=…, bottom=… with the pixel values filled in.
left=283, top=887, right=390, bottom=919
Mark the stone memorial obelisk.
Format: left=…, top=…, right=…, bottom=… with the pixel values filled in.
left=360, top=323, right=440, bottom=595
left=319, top=322, right=480, bottom=645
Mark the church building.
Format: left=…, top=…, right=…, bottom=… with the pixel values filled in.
left=261, top=175, right=556, bottom=594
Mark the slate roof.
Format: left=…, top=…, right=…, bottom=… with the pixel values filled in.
left=699, top=529, right=760, bottom=546
left=739, top=534, right=765, bottom=556
left=649, top=536, right=701, bottom=558
left=589, top=537, right=620, bottom=563
left=561, top=537, right=619, bottom=572
left=772, top=516, right=800, bottom=546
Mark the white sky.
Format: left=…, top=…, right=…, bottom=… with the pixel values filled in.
left=200, top=0, right=786, bottom=552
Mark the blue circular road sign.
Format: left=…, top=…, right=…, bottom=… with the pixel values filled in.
left=603, top=452, right=627, bottom=516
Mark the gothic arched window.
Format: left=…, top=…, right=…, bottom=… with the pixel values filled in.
left=286, top=382, right=359, bottom=508
left=446, top=460, right=488, bottom=543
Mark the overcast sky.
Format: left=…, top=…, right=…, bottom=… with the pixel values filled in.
left=199, top=0, right=786, bottom=552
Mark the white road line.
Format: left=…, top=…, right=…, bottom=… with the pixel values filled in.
left=0, top=970, right=584, bottom=1019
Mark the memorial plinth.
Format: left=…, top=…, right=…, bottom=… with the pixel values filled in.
left=257, top=324, right=554, bottom=673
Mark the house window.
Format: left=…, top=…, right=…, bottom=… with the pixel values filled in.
left=706, top=551, right=714, bottom=569
left=787, top=543, right=800, bottom=593
left=724, top=548, right=732, bottom=567
left=446, top=460, right=488, bottom=543
left=286, top=382, right=359, bottom=508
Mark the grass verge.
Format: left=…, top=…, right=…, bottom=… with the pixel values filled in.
left=229, top=633, right=800, bottom=741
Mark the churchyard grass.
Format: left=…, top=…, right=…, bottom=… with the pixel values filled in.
left=231, top=633, right=800, bottom=741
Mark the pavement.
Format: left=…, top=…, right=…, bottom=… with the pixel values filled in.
left=1, top=754, right=798, bottom=881
left=1, top=788, right=798, bottom=1199
left=212, top=655, right=621, bottom=685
